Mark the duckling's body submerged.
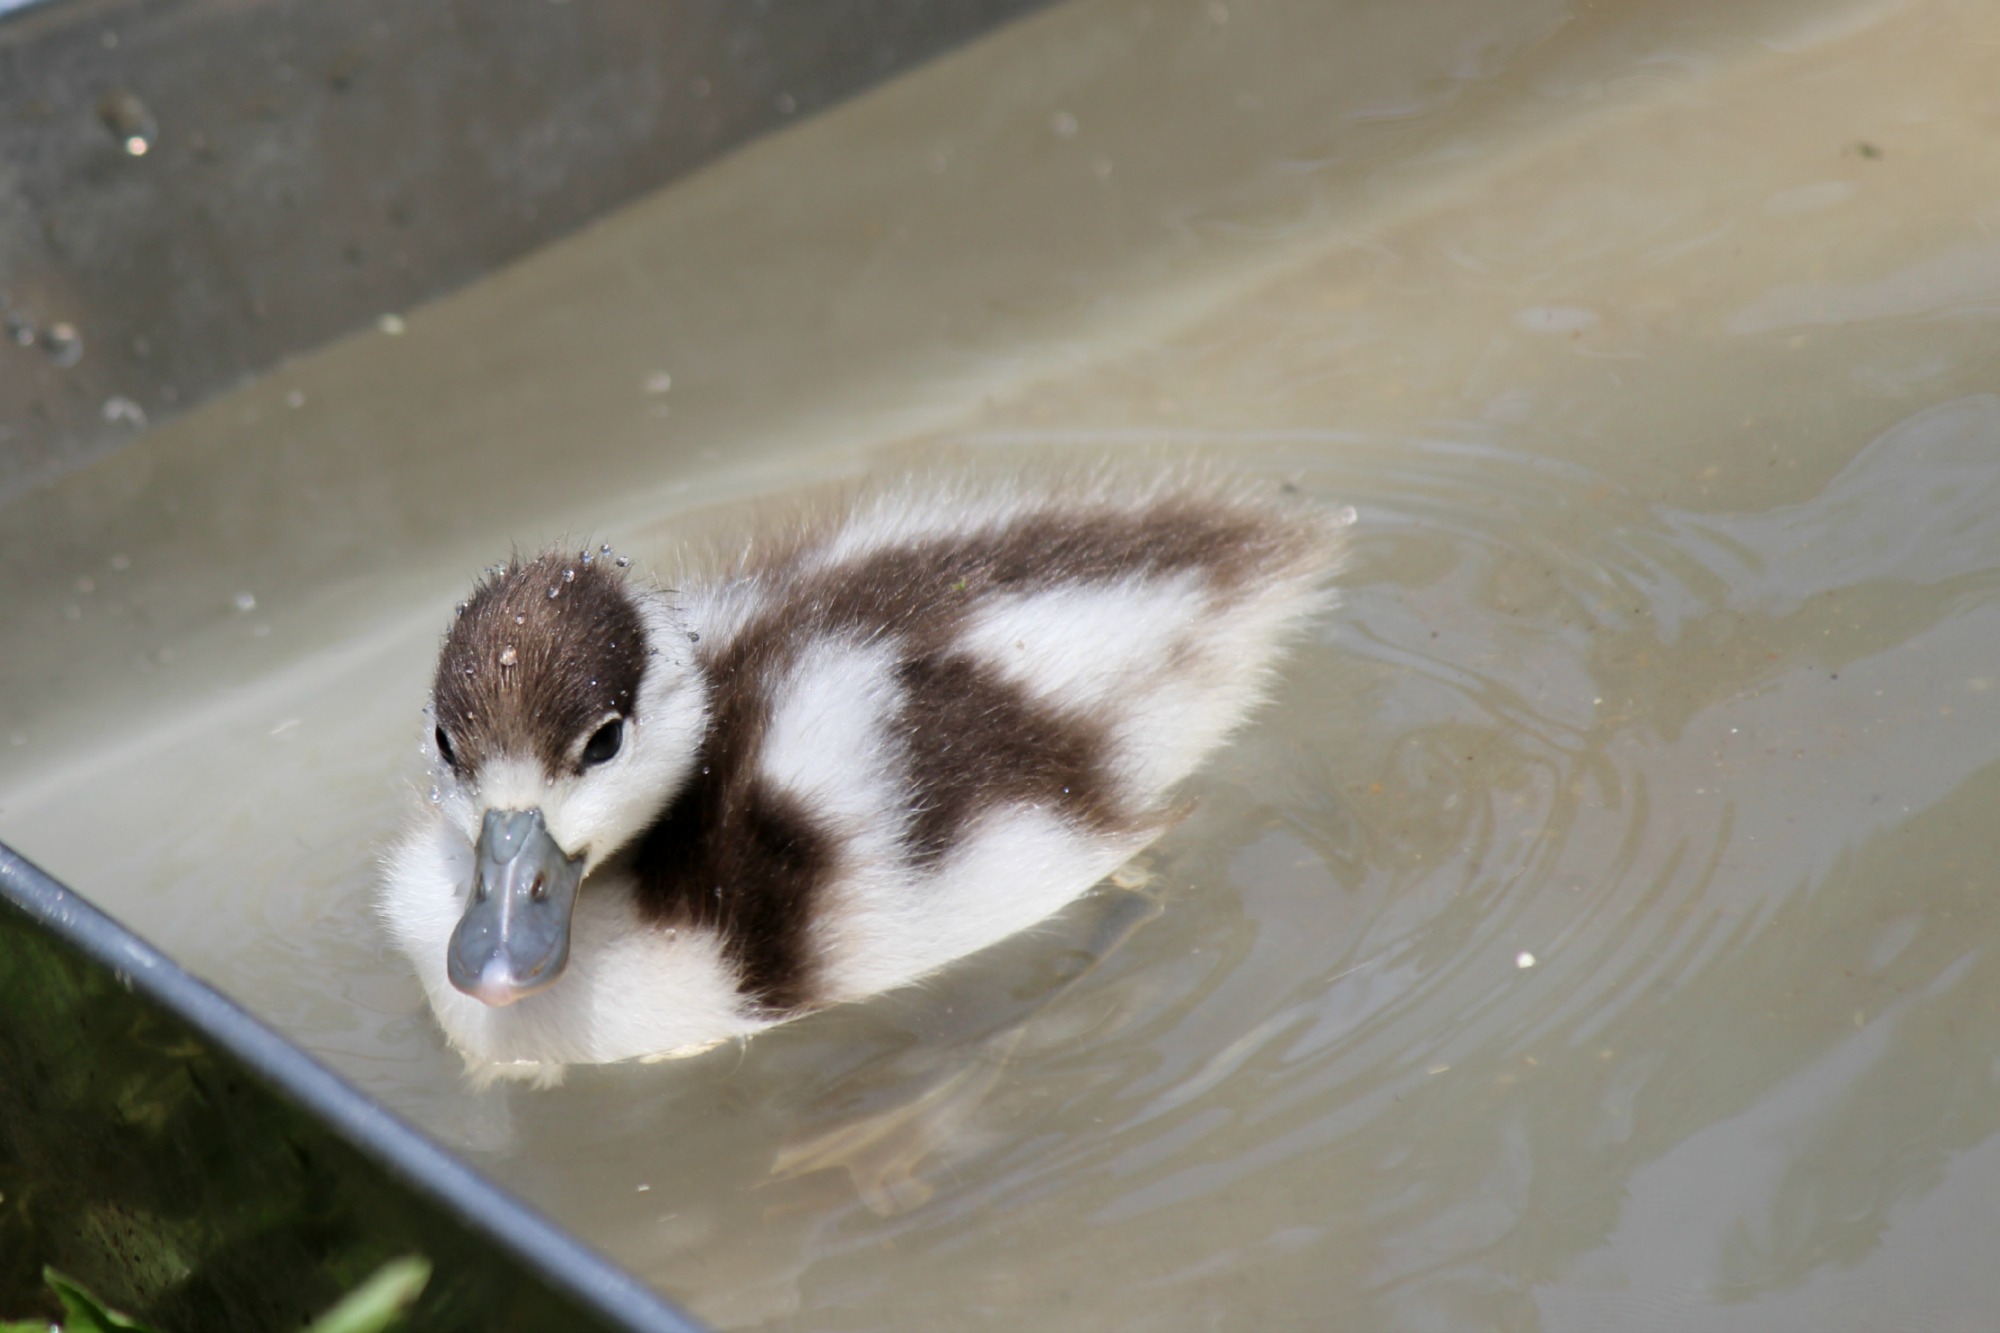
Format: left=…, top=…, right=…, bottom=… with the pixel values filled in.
left=382, top=474, right=1344, bottom=1081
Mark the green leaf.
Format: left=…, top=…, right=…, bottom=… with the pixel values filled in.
left=41, top=1270, right=162, bottom=1333
left=0, top=1320, right=57, bottom=1333
left=302, top=1257, right=432, bottom=1333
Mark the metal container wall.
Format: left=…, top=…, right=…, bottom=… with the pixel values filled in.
left=0, top=0, right=1053, bottom=499
left=0, top=842, right=703, bottom=1331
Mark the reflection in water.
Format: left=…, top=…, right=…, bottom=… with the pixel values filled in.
left=767, top=887, right=1164, bottom=1217
left=5, top=0, right=2000, bottom=1327
left=1666, top=395, right=2000, bottom=614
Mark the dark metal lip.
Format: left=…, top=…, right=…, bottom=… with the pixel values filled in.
left=0, top=837, right=708, bottom=1333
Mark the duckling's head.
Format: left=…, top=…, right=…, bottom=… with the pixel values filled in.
left=426, top=551, right=705, bottom=1008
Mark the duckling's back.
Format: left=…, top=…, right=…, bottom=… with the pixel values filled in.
left=635, top=472, right=1348, bottom=1013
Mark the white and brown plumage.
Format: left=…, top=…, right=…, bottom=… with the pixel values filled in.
left=381, top=472, right=1344, bottom=1081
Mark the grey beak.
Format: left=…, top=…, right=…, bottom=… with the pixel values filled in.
left=447, top=808, right=586, bottom=1007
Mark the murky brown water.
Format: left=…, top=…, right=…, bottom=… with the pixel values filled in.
left=7, top=0, right=2000, bottom=1327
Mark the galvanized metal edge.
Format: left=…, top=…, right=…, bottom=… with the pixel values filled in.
left=0, top=837, right=709, bottom=1333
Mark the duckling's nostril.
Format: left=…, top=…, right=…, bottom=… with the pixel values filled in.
left=529, top=873, right=547, bottom=900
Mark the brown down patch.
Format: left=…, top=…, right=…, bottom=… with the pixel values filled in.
left=433, top=553, right=648, bottom=777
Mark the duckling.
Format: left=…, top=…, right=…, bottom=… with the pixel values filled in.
left=380, top=471, right=1346, bottom=1081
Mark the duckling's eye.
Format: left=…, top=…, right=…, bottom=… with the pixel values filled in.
left=582, top=718, right=624, bottom=767
left=434, top=725, right=459, bottom=770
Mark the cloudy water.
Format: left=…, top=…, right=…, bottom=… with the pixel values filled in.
left=5, top=0, right=2000, bottom=1327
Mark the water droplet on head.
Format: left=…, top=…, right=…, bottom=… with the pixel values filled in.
left=562, top=568, right=576, bottom=583
left=514, top=613, right=525, bottom=625
left=96, top=90, right=158, bottom=157
left=600, top=543, right=613, bottom=555
left=101, top=396, right=146, bottom=426
left=428, top=785, right=442, bottom=804
left=580, top=549, right=594, bottom=565
left=687, top=631, right=700, bottom=643
left=454, top=601, right=467, bottom=617
left=615, top=555, right=630, bottom=568
left=463, top=665, right=475, bottom=676
left=499, top=645, right=518, bottom=667
left=40, top=323, right=82, bottom=368
left=3, top=311, right=32, bottom=346
left=547, top=587, right=560, bottom=599
left=1334, top=504, right=1359, bottom=528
